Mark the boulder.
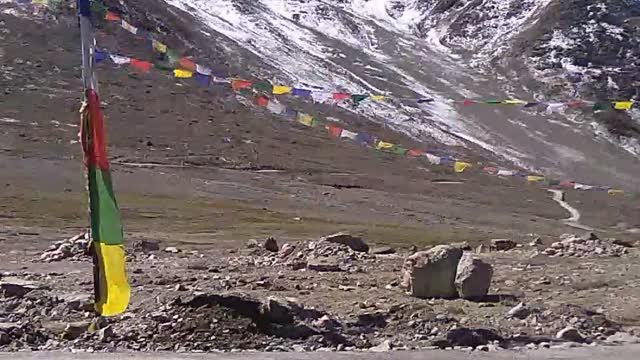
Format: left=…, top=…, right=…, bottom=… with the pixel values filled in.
left=264, top=237, right=279, bottom=252
left=491, top=239, right=516, bottom=251
left=0, top=331, right=9, bottom=346
left=0, top=280, right=37, bottom=298
left=401, top=245, right=463, bottom=298
left=446, top=327, right=503, bottom=348
left=455, top=252, right=493, bottom=299
left=134, top=239, right=160, bottom=252
left=369, top=339, right=392, bottom=352
left=321, top=232, right=369, bottom=252
left=556, top=326, right=585, bottom=343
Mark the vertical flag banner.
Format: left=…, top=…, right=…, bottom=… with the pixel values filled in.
left=78, top=0, right=130, bottom=317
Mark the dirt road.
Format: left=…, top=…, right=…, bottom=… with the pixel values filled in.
left=3, top=345, right=640, bottom=360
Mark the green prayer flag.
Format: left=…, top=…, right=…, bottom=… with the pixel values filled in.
left=352, top=94, right=368, bottom=105
left=253, top=81, right=273, bottom=93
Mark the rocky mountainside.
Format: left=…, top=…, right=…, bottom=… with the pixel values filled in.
left=3, top=0, right=640, bottom=188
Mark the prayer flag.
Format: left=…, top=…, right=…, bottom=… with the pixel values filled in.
left=297, top=113, right=314, bottom=127
left=255, top=95, right=269, bottom=107
left=613, top=101, right=633, bottom=110
left=524, top=102, right=540, bottom=108
left=292, top=88, right=312, bottom=97
left=559, top=180, right=575, bottom=188
left=566, top=99, right=584, bottom=108
left=121, top=20, right=138, bottom=35
left=592, top=103, right=610, bottom=112
left=454, top=161, right=471, bottom=173
left=152, top=39, right=168, bottom=54
left=332, top=92, right=350, bottom=100
left=105, top=11, right=120, bottom=21
left=483, top=166, right=498, bottom=175
left=503, top=99, right=527, bottom=105
left=311, top=91, right=332, bottom=103
left=129, top=59, right=152, bottom=72
left=574, top=183, right=593, bottom=190
left=376, top=141, right=394, bottom=150
left=425, top=153, right=441, bottom=165
left=370, top=95, right=385, bottom=101
left=485, top=100, right=501, bottom=104
left=417, top=98, right=434, bottom=103
left=194, top=72, right=210, bottom=87
left=110, top=54, right=130, bottom=65
left=407, top=149, right=424, bottom=157
left=94, top=50, right=108, bottom=63
left=527, top=176, right=545, bottom=182
left=355, top=132, right=375, bottom=146
left=231, top=79, right=252, bottom=91
left=497, top=169, right=516, bottom=176
left=546, top=103, right=565, bottom=114
left=178, top=57, right=196, bottom=72
left=608, top=189, right=624, bottom=195
left=351, top=94, right=368, bottom=105
left=81, top=89, right=130, bottom=317
left=266, top=100, right=285, bottom=114
left=173, top=69, right=193, bottom=78
left=195, top=64, right=212, bottom=76
left=462, top=99, right=475, bottom=106
left=327, top=124, right=343, bottom=138
left=272, top=85, right=292, bottom=95
left=253, top=81, right=273, bottom=93
left=340, top=129, right=358, bottom=140
left=391, top=145, right=408, bottom=155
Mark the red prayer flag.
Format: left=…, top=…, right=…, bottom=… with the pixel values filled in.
left=567, top=100, right=584, bottom=108
left=332, top=93, right=350, bottom=100
left=105, top=11, right=121, bottom=22
left=327, top=124, right=343, bottom=138
left=255, top=95, right=269, bottom=107
left=178, top=57, right=196, bottom=72
left=129, top=59, right=152, bottom=72
left=559, top=180, right=575, bottom=188
left=231, top=79, right=252, bottom=91
left=407, top=149, right=424, bottom=157
left=83, top=89, right=110, bottom=170
left=463, top=99, right=475, bottom=106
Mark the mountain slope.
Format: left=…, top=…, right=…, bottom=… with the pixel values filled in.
left=152, top=0, right=640, bottom=189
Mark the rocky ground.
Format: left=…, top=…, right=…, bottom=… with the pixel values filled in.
left=2, top=230, right=640, bottom=353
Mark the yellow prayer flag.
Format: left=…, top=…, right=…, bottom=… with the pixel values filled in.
left=613, top=101, right=633, bottom=110
left=376, top=141, right=394, bottom=150
left=152, top=40, right=168, bottom=54
left=527, top=176, right=545, bottom=182
left=297, top=113, right=313, bottom=126
left=370, top=95, right=386, bottom=101
left=502, top=99, right=527, bottom=105
left=272, top=85, right=292, bottom=95
left=454, top=161, right=472, bottom=173
left=173, top=69, right=193, bottom=78
left=608, top=189, right=624, bottom=195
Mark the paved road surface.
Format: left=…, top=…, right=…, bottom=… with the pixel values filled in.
left=2, top=346, right=640, bottom=360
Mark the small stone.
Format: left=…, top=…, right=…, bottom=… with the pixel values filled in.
left=0, top=331, right=9, bottom=346
left=529, top=238, right=543, bottom=246
left=97, top=326, right=114, bottom=342
left=369, top=340, right=392, bottom=352
left=0, top=280, right=37, bottom=298
left=506, top=302, right=531, bottom=320
left=62, top=321, right=91, bottom=340
left=279, top=243, right=295, bottom=257
left=605, top=332, right=640, bottom=344
left=264, top=237, right=279, bottom=252
left=556, top=326, right=585, bottom=343
left=174, top=284, right=186, bottom=291
left=164, top=247, right=180, bottom=253
left=446, top=327, right=503, bottom=348
left=134, top=240, right=160, bottom=252
left=491, top=239, right=516, bottom=251
left=246, top=239, right=259, bottom=248
left=581, top=232, right=598, bottom=241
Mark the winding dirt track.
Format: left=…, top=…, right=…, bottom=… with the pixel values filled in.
left=548, top=189, right=594, bottom=231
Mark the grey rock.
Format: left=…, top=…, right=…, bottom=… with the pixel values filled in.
left=371, top=246, right=395, bottom=255
left=446, top=327, right=503, bottom=348
left=307, top=257, right=342, bottom=272
left=0, top=280, right=37, bottom=298
left=369, top=339, right=392, bottom=352
left=279, top=243, right=295, bottom=257
left=260, top=297, right=294, bottom=324
left=321, top=232, right=369, bottom=252
left=455, top=252, right=493, bottom=299
left=506, top=302, right=531, bottom=320
left=134, top=240, right=160, bottom=252
left=401, top=245, right=463, bottom=298
left=0, top=331, right=9, bottom=346
left=98, top=326, right=114, bottom=342
left=556, top=326, right=586, bottom=343
left=491, top=239, right=516, bottom=251
left=62, top=321, right=91, bottom=340
left=605, top=332, right=640, bottom=344
left=264, top=237, right=279, bottom=252
left=246, top=239, right=259, bottom=248
left=582, top=232, right=599, bottom=241
left=164, top=247, right=180, bottom=253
